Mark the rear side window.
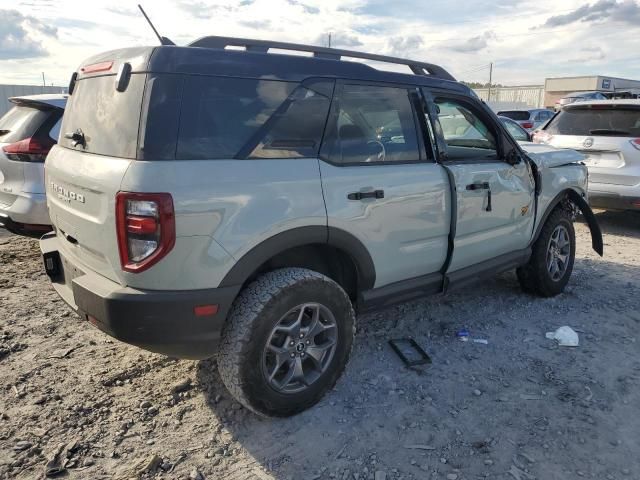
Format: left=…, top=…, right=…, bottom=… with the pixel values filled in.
left=177, top=76, right=296, bottom=160
left=546, top=107, right=640, bottom=137
left=497, top=111, right=530, bottom=121
left=247, top=80, right=333, bottom=159
left=322, top=84, right=421, bottom=164
left=0, top=106, right=51, bottom=143
left=60, top=73, right=146, bottom=158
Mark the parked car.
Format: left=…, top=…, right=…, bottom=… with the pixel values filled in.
left=496, top=109, right=554, bottom=132
left=555, top=91, right=607, bottom=110
left=499, top=116, right=531, bottom=142
left=40, top=38, right=602, bottom=417
left=534, top=99, right=640, bottom=211
left=0, top=94, right=66, bottom=236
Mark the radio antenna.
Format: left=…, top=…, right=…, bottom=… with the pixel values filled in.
left=138, top=4, right=175, bottom=46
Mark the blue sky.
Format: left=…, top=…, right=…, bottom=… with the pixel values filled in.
left=1, top=0, right=640, bottom=86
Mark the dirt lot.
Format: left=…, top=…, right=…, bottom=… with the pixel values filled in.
left=1, top=212, right=639, bottom=480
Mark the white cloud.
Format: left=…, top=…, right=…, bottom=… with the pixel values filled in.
left=1, top=0, right=640, bottom=87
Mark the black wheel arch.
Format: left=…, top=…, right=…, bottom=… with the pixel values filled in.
left=532, top=189, right=603, bottom=257
left=218, top=226, right=376, bottom=295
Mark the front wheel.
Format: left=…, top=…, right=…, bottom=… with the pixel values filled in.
left=517, top=208, right=576, bottom=297
left=217, top=268, right=355, bottom=417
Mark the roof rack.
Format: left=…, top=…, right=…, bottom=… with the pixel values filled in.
left=188, top=36, right=456, bottom=82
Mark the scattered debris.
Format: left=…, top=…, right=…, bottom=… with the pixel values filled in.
left=48, top=347, right=76, bottom=359
left=456, top=329, right=470, bottom=341
left=404, top=444, right=436, bottom=451
left=388, top=338, right=431, bottom=367
left=545, top=326, right=579, bottom=347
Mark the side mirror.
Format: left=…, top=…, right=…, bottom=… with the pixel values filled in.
left=506, top=149, right=521, bottom=166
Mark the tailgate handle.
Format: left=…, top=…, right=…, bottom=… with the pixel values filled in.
left=64, top=129, right=85, bottom=148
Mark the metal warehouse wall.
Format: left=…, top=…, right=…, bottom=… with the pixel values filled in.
left=0, top=85, right=67, bottom=117
left=474, top=85, right=545, bottom=109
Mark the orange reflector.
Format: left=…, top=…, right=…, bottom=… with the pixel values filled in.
left=87, top=315, right=100, bottom=327
left=81, top=61, right=114, bottom=74
left=194, top=304, right=219, bottom=317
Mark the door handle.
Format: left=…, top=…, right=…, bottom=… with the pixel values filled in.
left=465, top=182, right=490, bottom=191
left=466, top=182, right=492, bottom=212
left=347, top=189, right=385, bottom=201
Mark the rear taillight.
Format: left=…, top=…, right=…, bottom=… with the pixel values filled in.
left=116, top=192, right=175, bottom=273
left=533, top=131, right=553, bottom=144
left=2, top=136, right=55, bottom=162
left=630, top=139, right=640, bottom=151
left=522, top=122, right=534, bottom=129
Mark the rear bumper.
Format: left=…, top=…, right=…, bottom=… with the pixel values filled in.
left=0, top=193, right=51, bottom=236
left=589, top=186, right=640, bottom=211
left=40, top=233, right=240, bottom=359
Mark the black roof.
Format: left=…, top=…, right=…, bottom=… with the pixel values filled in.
left=76, top=39, right=470, bottom=96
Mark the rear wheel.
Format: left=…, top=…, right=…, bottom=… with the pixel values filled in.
left=217, top=268, right=355, bottom=417
left=517, top=207, right=575, bottom=297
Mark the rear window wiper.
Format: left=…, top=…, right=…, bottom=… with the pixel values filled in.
left=589, top=129, right=631, bottom=136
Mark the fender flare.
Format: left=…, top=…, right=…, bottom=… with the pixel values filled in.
left=532, top=189, right=603, bottom=256
left=218, top=226, right=376, bottom=289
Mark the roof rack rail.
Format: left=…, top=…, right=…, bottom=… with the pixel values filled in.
left=187, top=36, right=456, bottom=82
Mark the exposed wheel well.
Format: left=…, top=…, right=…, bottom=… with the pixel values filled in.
left=245, top=244, right=360, bottom=301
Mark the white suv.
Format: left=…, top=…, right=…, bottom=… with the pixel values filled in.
left=0, top=94, right=67, bottom=236
left=535, top=99, right=640, bottom=211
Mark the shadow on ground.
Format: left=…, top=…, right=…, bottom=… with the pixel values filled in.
left=196, top=250, right=640, bottom=480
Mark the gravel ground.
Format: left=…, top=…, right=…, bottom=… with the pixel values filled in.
left=1, top=211, right=639, bottom=480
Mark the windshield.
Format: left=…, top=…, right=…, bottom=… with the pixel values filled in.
left=546, top=106, right=640, bottom=137
left=497, top=111, right=530, bottom=121
left=0, top=105, right=50, bottom=143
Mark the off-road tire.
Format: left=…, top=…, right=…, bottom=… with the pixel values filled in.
left=517, top=207, right=575, bottom=297
left=217, top=268, right=355, bottom=417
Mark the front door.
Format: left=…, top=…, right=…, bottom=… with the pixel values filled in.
left=426, top=94, right=535, bottom=272
left=319, top=82, right=451, bottom=288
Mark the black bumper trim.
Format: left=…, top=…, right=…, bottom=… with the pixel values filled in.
left=589, top=193, right=640, bottom=211
left=0, top=213, right=52, bottom=238
left=72, top=279, right=240, bottom=359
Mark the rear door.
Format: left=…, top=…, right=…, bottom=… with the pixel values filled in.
left=425, top=92, right=535, bottom=272
left=319, top=82, right=451, bottom=288
left=544, top=104, right=640, bottom=187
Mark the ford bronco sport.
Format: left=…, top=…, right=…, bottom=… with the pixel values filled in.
left=40, top=37, right=603, bottom=417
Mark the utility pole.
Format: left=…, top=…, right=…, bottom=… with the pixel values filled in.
left=328, top=32, right=332, bottom=48
left=42, top=72, right=46, bottom=88
left=487, top=62, right=493, bottom=102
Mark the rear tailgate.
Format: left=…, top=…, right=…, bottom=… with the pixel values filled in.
left=46, top=47, right=152, bottom=284
left=0, top=103, right=58, bottom=207
left=544, top=103, right=640, bottom=186
left=46, top=147, right=132, bottom=284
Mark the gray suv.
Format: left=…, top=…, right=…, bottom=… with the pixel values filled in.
left=40, top=37, right=603, bottom=417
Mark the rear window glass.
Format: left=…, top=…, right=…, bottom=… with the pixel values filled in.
left=0, top=105, right=51, bottom=143
left=176, top=76, right=296, bottom=160
left=546, top=107, right=640, bottom=137
left=497, top=111, right=530, bottom=121
left=60, top=73, right=145, bottom=158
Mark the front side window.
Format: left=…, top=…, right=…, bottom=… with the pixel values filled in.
left=322, top=84, right=421, bottom=164
left=433, top=97, right=498, bottom=159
